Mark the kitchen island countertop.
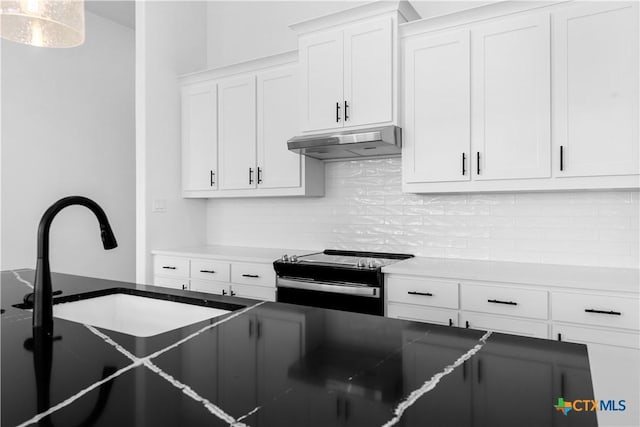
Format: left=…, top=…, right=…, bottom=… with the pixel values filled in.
left=2, top=269, right=597, bottom=426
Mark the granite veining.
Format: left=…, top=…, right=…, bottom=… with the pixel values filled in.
left=2, top=270, right=597, bottom=426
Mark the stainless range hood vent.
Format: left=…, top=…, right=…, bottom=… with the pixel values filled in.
left=287, top=125, right=402, bottom=160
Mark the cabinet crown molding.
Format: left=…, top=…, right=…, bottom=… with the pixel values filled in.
left=400, top=0, right=568, bottom=38
left=179, top=50, right=298, bottom=86
left=289, top=0, right=420, bottom=35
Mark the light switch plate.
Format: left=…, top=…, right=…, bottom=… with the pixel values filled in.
left=152, top=199, right=166, bottom=213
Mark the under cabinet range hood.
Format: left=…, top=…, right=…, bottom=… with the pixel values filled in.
left=287, top=125, right=402, bottom=160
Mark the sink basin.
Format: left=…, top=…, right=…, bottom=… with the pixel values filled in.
left=52, top=293, right=231, bottom=337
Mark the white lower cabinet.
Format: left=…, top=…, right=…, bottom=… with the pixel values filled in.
left=152, top=254, right=276, bottom=302
left=460, top=312, right=548, bottom=339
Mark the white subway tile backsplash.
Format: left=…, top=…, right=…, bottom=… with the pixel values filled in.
left=206, top=158, right=639, bottom=268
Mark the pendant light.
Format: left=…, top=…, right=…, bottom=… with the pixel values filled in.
left=0, top=0, right=85, bottom=48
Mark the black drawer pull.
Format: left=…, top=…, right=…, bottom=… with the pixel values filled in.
left=585, top=308, right=621, bottom=316
left=162, top=266, right=177, bottom=270
left=488, top=299, right=517, bottom=306
left=462, top=153, right=466, bottom=175
left=242, top=274, right=259, bottom=278
left=408, top=291, right=433, bottom=297
left=199, top=269, right=216, bottom=274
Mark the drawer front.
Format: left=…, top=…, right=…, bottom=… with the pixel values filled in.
left=386, top=276, right=459, bottom=309
left=387, top=302, right=458, bottom=326
left=231, top=262, right=276, bottom=287
left=552, top=292, right=640, bottom=331
left=153, top=276, right=189, bottom=290
left=153, top=256, right=189, bottom=278
left=461, top=312, right=549, bottom=339
left=461, top=283, right=548, bottom=320
left=233, top=283, right=276, bottom=301
left=190, top=279, right=229, bottom=296
left=191, top=259, right=231, bottom=282
left=553, top=324, right=640, bottom=349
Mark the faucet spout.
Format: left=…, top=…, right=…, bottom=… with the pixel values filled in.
left=33, top=196, right=118, bottom=336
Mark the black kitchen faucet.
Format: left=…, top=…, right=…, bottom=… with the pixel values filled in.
left=31, top=196, right=117, bottom=336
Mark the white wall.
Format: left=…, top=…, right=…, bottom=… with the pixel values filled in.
left=207, top=159, right=640, bottom=268
left=137, top=1, right=208, bottom=284
left=206, top=1, right=494, bottom=68
left=1, top=12, right=136, bottom=281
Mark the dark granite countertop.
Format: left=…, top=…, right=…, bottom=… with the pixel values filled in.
left=2, top=269, right=596, bottom=426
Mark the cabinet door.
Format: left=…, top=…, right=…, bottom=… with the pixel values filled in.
left=403, top=30, right=470, bottom=183
left=343, top=17, right=393, bottom=127
left=471, top=14, right=551, bottom=180
left=473, top=354, right=553, bottom=427
left=299, top=30, right=344, bottom=132
left=401, top=331, right=472, bottom=426
left=218, top=75, right=257, bottom=190
left=231, top=283, right=276, bottom=302
left=257, top=66, right=302, bottom=190
left=189, top=279, right=229, bottom=296
left=257, top=314, right=306, bottom=426
left=461, top=312, right=548, bottom=339
left=218, top=315, right=257, bottom=416
left=181, top=82, right=218, bottom=191
left=553, top=2, right=639, bottom=177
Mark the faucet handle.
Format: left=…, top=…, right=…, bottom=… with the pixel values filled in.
left=22, top=290, right=62, bottom=308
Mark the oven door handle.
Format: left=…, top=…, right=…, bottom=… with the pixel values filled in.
left=277, top=278, right=380, bottom=298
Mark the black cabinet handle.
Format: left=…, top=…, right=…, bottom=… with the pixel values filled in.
left=462, top=153, right=466, bottom=175
left=181, top=284, right=188, bottom=290
left=585, top=308, right=621, bottom=316
left=560, top=373, right=566, bottom=396
left=242, top=274, right=259, bottom=278
left=344, top=399, right=350, bottom=420
left=465, top=320, right=470, bottom=328
left=257, top=321, right=262, bottom=339
left=560, top=146, right=564, bottom=171
left=222, top=289, right=227, bottom=296
left=477, top=359, right=482, bottom=384
left=230, top=290, right=236, bottom=296
left=462, top=361, right=467, bottom=381
left=408, top=291, right=433, bottom=297
left=210, top=170, right=215, bottom=186
left=336, top=102, right=341, bottom=123
left=487, top=299, right=518, bottom=306
left=249, top=168, right=254, bottom=185
left=249, top=320, right=253, bottom=337
left=557, top=333, right=562, bottom=341
left=257, top=167, right=263, bottom=184
left=344, top=101, right=349, bottom=121
left=476, top=152, right=481, bottom=175
left=199, top=269, right=215, bottom=274
left=448, top=318, right=453, bottom=327
left=162, top=266, right=176, bottom=270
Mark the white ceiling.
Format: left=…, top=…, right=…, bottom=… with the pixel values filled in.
left=85, top=0, right=135, bottom=29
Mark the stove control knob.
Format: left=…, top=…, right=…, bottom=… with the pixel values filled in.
left=368, top=259, right=376, bottom=269
left=281, top=254, right=289, bottom=262
left=357, top=259, right=366, bottom=269
left=290, top=255, right=298, bottom=263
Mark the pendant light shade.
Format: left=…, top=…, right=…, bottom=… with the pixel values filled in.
left=0, top=0, right=85, bottom=48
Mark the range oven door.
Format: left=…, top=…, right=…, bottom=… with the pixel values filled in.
left=276, top=277, right=383, bottom=316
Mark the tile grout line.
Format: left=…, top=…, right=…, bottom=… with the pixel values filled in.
left=10, top=270, right=264, bottom=427
left=381, top=331, right=493, bottom=427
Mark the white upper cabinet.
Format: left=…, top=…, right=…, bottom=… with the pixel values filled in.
left=403, top=29, right=470, bottom=184
left=179, top=52, right=324, bottom=198
left=553, top=2, right=639, bottom=178
left=181, top=82, right=218, bottom=192
left=257, top=65, right=302, bottom=190
left=218, top=75, right=257, bottom=191
left=343, top=18, right=393, bottom=128
left=299, top=31, right=344, bottom=132
left=471, top=14, right=551, bottom=181
left=292, top=1, right=417, bottom=135
left=401, top=1, right=638, bottom=193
